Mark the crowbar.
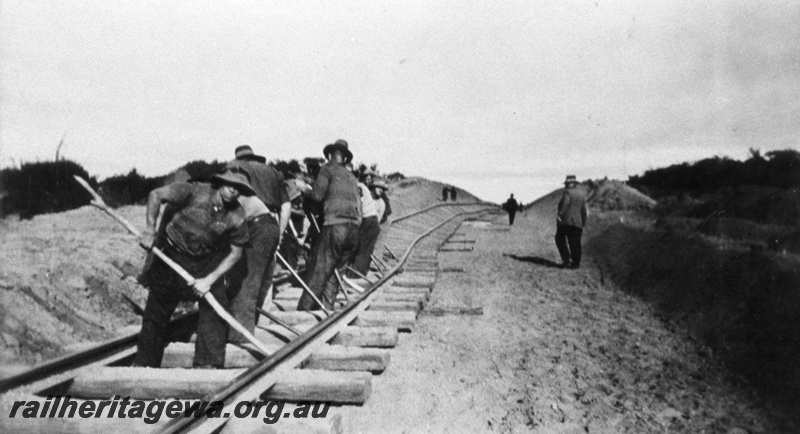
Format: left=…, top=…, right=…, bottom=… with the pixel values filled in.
left=73, top=176, right=273, bottom=356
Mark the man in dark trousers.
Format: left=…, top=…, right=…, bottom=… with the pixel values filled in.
left=555, top=175, right=588, bottom=269
left=450, top=186, right=457, bottom=201
left=348, top=171, right=380, bottom=277
left=134, top=171, right=254, bottom=368
left=504, top=193, right=519, bottom=225
left=226, top=145, right=290, bottom=343
left=442, top=186, right=449, bottom=202
left=297, top=139, right=361, bottom=311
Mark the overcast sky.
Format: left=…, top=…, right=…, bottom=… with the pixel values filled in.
left=2, top=1, right=798, bottom=203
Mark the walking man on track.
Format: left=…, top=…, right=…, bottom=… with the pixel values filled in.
left=297, top=139, right=361, bottom=311
left=504, top=193, right=519, bottom=225
left=348, top=170, right=381, bottom=278
left=555, top=175, right=588, bottom=269
left=226, top=145, right=290, bottom=344
left=134, top=170, right=255, bottom=368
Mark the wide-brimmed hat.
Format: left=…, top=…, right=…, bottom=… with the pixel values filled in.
left=564, top=175, right=579, bottom=185
left=371, top=180, right=388, bottom=191
left=234, top=145, right=266, bottom=163
left=323, top=139, right=353, bottom=163
left=213, top=170, right=256, bottom=196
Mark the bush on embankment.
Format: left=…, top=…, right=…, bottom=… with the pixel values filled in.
left=587, top=215, right=800, bottom=429
left=0, top=160, right=96, bottom=219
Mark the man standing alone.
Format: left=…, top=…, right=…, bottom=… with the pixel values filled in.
left=555, top=175, right=588, bottom=269
left=504, top=194, right=519, bottom=225
left=298, top=139, right=361, bottom=311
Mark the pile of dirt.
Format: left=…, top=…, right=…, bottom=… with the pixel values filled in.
left=387, top=176, right=483, bottom=214
left=587, top=179, right=657, bottom=211
left=0, top=206, right=149, bottom=366
left=526, top=179, right=656, bottom=213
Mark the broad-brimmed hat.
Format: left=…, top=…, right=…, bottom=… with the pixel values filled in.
left=564, top=175, right=579, bottom=185
left=323, top=139, right=353, bottom=163
left=234, top=145, right=266, bottom=163
left=213, top=170, right=256, bottom=196
left=371, top=180, right=388, bottom=191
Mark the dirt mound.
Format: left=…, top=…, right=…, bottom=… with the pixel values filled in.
left=587, top=179, right=657, bottom=211
left=387, top=176, right=483, bottom=213
left=526, top=179, right=656, bottom=213
left=0, top=205, right=150, bottom=365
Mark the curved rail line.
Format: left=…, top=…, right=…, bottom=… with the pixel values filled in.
left=1, top=201, right=497, bottom=433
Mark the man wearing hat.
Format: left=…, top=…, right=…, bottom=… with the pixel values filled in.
left=347, top=169, right=381, bottom=277
left=226, top=145, right=291, bottom=344
left=277, top=178, right=311, bottom=270
left=298, top=139, right=361, bottom=311
left=371, top=180, right=390, bottom=224
left=134, top=170, right=254, bottom=368
left=555, top=175, right=588, bottom=269
left=504, top=193, right=519, bottom=225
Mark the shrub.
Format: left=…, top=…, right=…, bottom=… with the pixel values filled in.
left=98, top=169, right=165, bottom=207
left=0, top=159, right=96, bottom=219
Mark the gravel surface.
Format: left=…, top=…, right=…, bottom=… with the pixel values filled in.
left=342, top=206, right=776, bottom=433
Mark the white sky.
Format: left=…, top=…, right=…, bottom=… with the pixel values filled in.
left=2, top=0, right=799, bottom=203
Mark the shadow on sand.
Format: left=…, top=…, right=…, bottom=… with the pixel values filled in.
left=503, top=254, right=563, bottom=269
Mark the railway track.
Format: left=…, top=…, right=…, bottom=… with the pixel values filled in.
left=1, top=201, right=497, bottom=433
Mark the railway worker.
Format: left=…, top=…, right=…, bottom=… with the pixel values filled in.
left=297, top=139, right=361, bottom=311
left=504, top=193, right=519, bottom=225
left=134, top=170, right=254, bottom=368
left=347, top=170, right=381, bottom=278
left=442, top=186, right=449, bottom=202
left=226, top=145, right=291, bottom=344
left=371, top=180, right=390, bottom=224
left=450, top=186, right=458, bottom=201
left=278, top=178, right=311, bottom=271
left=555, top=175, right=588, bottom=269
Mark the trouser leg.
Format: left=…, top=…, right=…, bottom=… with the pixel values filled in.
left=322, top=224, right=359, bottom=305
left=567, top=227, right=583, bottom=268
left=350, top=216, right=380, bottom=276
left=134, top=289, right=181, bottom=367
left=194, top=277, right=232, bottom=367
left=229, top=217, right=279, bottom=342
left=298, top=225, right=336, bottom=311
left=509, top=212, right=516, bottom=225
left=555, top=226, right=571, bottom=265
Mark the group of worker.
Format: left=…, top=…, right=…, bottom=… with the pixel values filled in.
left=133, top=140, right=390, bottom=368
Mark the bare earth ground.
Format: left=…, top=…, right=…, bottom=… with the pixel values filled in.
left=342, top=207, right=775, bottom=433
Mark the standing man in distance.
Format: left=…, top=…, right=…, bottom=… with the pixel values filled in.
left=555, top=175, right=588, bottom=269
left=298, top=139, right=361, bottom=311
left=226, top=145, right=291, bottom=343
left=504, top=193, right=519, bottom=225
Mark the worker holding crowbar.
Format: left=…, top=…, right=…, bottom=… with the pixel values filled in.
left=75, top=172, right=273, bottom=368
left=297, top=139, right=361, bottom=312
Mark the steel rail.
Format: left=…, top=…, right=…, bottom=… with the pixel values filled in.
left=0, top=273, right=297, bottom=394
left=392, top=202, right=495, bottom=223
left=158, top=204, right=494, bottom=433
